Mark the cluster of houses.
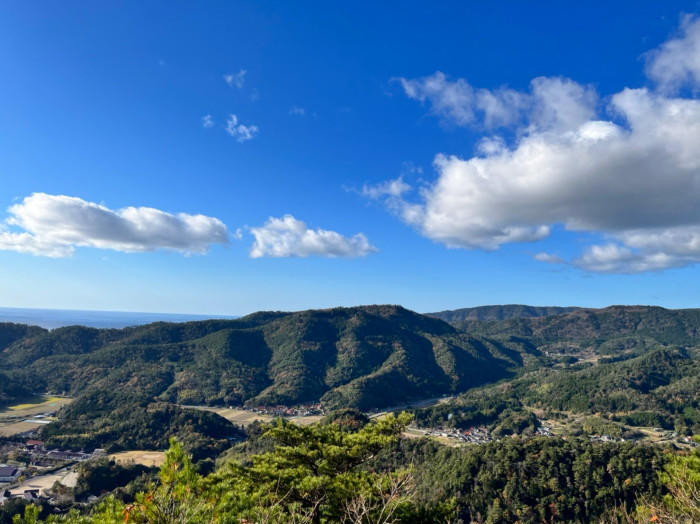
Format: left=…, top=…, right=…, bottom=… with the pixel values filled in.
left=681, top=435, right=699, bottom=446
left=589, top=434, right=627, bottom=443
left=536, top=424, right=554, bottom=436
left=245, top=403, right=324, bottom=417
left=424, top=426, right=493, bottom=444
left=0, top=439, right=107, bottom=507
left=1, top=439, right=101, bottom=469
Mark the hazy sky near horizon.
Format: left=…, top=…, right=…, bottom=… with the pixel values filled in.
left=3, top=1, right=700, bottom=315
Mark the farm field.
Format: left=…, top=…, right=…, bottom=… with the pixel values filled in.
left=109, top=450, right=166, bottom=467
left=0, top=421, right=45, bottom=437
left=0, top=396, right=72, bottom=420
left=0, top=396, right=72, bottom=436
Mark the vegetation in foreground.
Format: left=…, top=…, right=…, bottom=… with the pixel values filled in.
left=6, top=415, right=699, bottom=524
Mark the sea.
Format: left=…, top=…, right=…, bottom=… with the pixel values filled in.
left=0, top=307, right=236, bottom=329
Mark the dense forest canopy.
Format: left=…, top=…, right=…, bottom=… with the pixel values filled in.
left=9, top=416, right=700, bottom=523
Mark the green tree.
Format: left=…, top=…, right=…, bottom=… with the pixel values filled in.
left=636, top=436, right=700, bottom=523
left=22, top=413, right=448, bottom=523
left=210, top=412, right=425, bottom=523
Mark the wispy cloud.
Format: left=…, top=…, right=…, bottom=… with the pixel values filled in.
left=289, top=106, right=306, bottom=116
left=202, top=114, right=214, bottom=128
left=225, top=114, right=258, bottom=142
left=0, top=193, right=229, bottom=257
left=380, top=16, right=700, bottom=273
left=223, top=69, right=247, bottom=88
left=396, top=71, right=594, bottom=131
left=534, top=252, right=565, bottom=265
left=250, top=215, right=376, bottom=258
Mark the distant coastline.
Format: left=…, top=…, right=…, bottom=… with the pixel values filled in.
left=0, top=306, right=236, bottom=329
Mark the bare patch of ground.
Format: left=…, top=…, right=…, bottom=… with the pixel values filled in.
left=182, top=406, right=322, bottom=427
left=9, top=468, right=77, bottom=496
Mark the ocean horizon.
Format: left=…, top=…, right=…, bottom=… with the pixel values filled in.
left=0, top=306, right=237, bottom=329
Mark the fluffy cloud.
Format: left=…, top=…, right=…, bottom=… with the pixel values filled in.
left=223, top=69, right=247, bottom=88
left=384, top=16, right=700, bottom=273
left=225, top=114, right=258, bottom=142
left=250, top=215, right=376, bottom=258
left=0, top=193, right=229, bottom=257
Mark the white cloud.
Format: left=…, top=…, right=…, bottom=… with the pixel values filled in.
left=224, top=69, right=247, bottom=88
left=225, top=114, right=258, bottom=142
left=534, top=252, right=565, bottom=265
left=289, top=106, right=306, bottom=116
left=383, top=16, right=700, bottom=273
left=202, top=114, right=214, bottom=128
left=397, top=72, right=476, bottom=126
left=645, top=15, right=700, bottom=94
left=0, top=193, right=229, bottom=257
left=361, top=177, right=424, bottom=225
left=396, top=71, right=596, bottom=132
left=361, top=177, right=411, bottom=200
left=574, top=244, right=685, bottom=274
left=249, top=215, right=376, bottom=258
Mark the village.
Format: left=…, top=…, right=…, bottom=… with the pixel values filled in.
left=244, top=402, right=325, bottom=418
left=0, top=437, right=105, bottom=506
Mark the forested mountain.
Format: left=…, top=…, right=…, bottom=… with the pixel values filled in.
left=0, top=305, right=524, bottom=411
left=3, top=304, right=700, bottom=455
left=458, top=305, right=700, bottom=346
left=428, top=304, right=580, bottom=323
left=0, top=305, right=536, bottom=452
left=9, top=304, right=699, bottom=416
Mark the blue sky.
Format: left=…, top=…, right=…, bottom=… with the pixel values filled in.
left=2, top=1, right=700, bottom=315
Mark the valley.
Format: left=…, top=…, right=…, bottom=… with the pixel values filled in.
left=0, top=303, right=698, bottom=522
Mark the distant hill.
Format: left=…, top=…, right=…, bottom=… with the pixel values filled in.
left=464, top=305, right=700, bottom=352
left=428, top=305, right=580, bottom=324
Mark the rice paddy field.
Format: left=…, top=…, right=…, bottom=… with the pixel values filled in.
left=108, top=450, right=166, bottom=467
left=0, top=396, right=72, bottom=437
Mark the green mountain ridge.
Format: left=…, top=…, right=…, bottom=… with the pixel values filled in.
left=0, top=305, right=522, bottom=412
left=428, top=304, right=580, bottom=323
left=457, top=305, right=700, bottom=355
left=3, top=303, right=700, bottom=453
